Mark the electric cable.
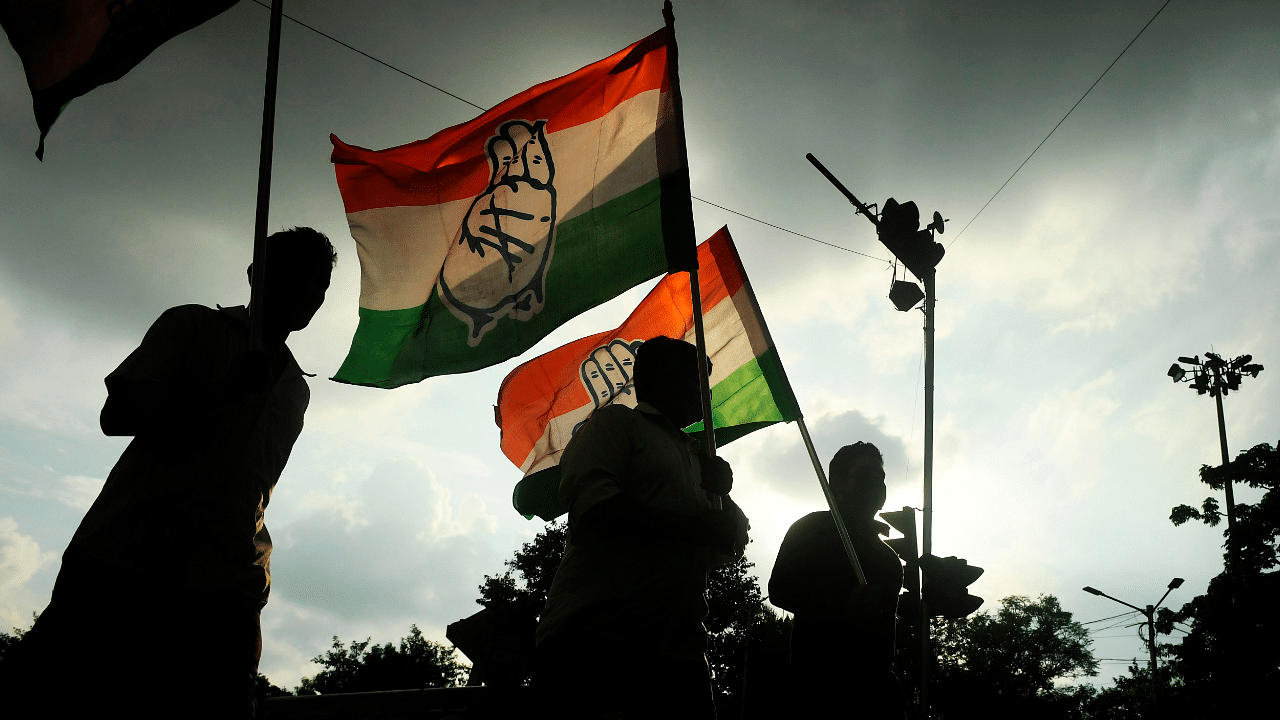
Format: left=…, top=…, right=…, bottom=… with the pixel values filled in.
left=948, top=0, right=1176, bottom=246
left=247, top=0, right=887, bottom=264
left=1083, top=610, right=1140, bottom=625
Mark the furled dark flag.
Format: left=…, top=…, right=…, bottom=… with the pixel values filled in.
left=1, top=0, right=241, bottom=159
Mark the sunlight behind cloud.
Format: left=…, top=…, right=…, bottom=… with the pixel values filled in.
left=0, top=517, right=55, bottom=628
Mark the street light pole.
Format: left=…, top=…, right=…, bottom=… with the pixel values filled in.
left=1214, top=392, right=1233, bottom=518
left=805, top=153, right=949, bottom=719
left=919, top=268, right=935, bottom=718
left=1083, top=578, right=1183, bottom=711
left=1167, top=353, right=1264, bottom=532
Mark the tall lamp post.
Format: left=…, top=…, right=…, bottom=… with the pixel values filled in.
left=1083, top=578, right=1183, bottom=709
left=1167, top=353, right=1264, bottom=532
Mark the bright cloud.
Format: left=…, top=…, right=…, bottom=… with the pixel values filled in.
left=0, top=517, right=56, bottom=629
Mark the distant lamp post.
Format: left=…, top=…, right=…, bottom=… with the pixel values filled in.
left=1167, top=352, right=1264, bottom=531
left=1083, top=578, right=1184, bottom=710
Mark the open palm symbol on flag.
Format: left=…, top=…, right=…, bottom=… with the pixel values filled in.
left=573, top=339, right=643, bottom=435
left=440, top=119, right=558, bottom=345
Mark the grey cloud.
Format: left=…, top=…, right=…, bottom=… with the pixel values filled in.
left=268, top=458, right=502, bottom=627
left=750, top=411, right=910, bottom=497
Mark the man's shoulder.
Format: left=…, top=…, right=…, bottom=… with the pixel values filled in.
left=139, top=304, right=221, bottom=338
left=159, top=303, right=216, bottom=317
left=784, top=511, right=838, bottom=540
left=585, top=403, right=643, bottom=428
left=793, top=510, right=832, bottom=527
left=153, top=304, right=225, bottom=327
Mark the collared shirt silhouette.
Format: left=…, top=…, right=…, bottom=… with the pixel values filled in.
left=73, top=303, right=309, bottom=601
left=10, top=228, right=335, bottom=720
left=536, top=335, right=749, bottom=719
left=769, top=442, right=906, bottom=719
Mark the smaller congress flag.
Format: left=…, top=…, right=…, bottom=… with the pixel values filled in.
left=497, top=227, right=802, bottom=521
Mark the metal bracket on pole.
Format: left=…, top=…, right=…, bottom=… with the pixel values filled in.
left=806, top=153, right=881, bottom=229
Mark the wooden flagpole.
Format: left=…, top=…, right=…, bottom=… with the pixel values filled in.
left=248, top=0, right=285, bottom=352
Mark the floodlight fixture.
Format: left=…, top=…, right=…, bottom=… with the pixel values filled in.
left=1168, top=350, right=1264, bottom=531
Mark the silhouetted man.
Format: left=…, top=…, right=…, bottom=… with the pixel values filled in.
left=769, top=442, right=906, bottom=718
left=536, top=335, right=750, bottom=719
left=12, top=228, right=336, bottom=719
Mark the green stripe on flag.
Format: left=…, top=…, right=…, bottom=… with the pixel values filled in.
left=514, top=466, right=566, bottom=521
left=335, top=177, right=675, bottom=387
left=686, top=347, right=802, bottom=438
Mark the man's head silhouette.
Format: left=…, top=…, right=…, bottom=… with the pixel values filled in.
left=829, top=441, right=886, bottom=522
left=247, top=227, right=336, bottom=344
left=633, top=335, right=709, bottom=428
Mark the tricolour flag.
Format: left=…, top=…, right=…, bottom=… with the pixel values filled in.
left=330, top=24, right=695, bottom=388
left=497, top=227, right=802, bottom=521
left=1, top=0, right=241, bottom=159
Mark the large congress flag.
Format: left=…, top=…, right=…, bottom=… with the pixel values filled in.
left=330, top=24, right=695, bottom=388
left=497, top=227, right=802, bottom=520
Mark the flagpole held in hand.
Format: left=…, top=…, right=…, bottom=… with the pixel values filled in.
left=662, top=1, right=721, bottom=509
left=689, top=266, right=720, bottom=510
left=248, top=0, right=284, bottom=353
left=797, top=418, right=867, bottom=585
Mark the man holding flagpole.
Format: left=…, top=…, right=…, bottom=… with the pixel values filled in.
left=9, top=228, right=336, bottom=719
left=535, top=335, right=749, bottom=719
left=770, top=442, right=906, bottom=718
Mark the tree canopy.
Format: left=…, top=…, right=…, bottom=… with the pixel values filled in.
left=1157, top=439, right=1280, bottom=716
left=930, top=594, right=1098, bottom=719
left=296, top=624, right=465, bottom=695
left=476, top=519, right=568, bottom=620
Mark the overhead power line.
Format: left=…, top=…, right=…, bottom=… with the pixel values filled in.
left=247, top=0, right=885, bottom=264
left=1082, top=610, right=1140, bottom=625
left=1089, top=618, right=1142, bottom=634
left=690, top=197, right=888, bottom=263
left=248, top=0, right=484, bottom=111
left=949, top=0, right=1176, bottom=246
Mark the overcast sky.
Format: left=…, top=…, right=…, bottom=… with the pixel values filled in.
left=2, top=0, right=1277, bottom=689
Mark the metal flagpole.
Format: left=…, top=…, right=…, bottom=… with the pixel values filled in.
left=248, top=0, right=285, bottom=352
